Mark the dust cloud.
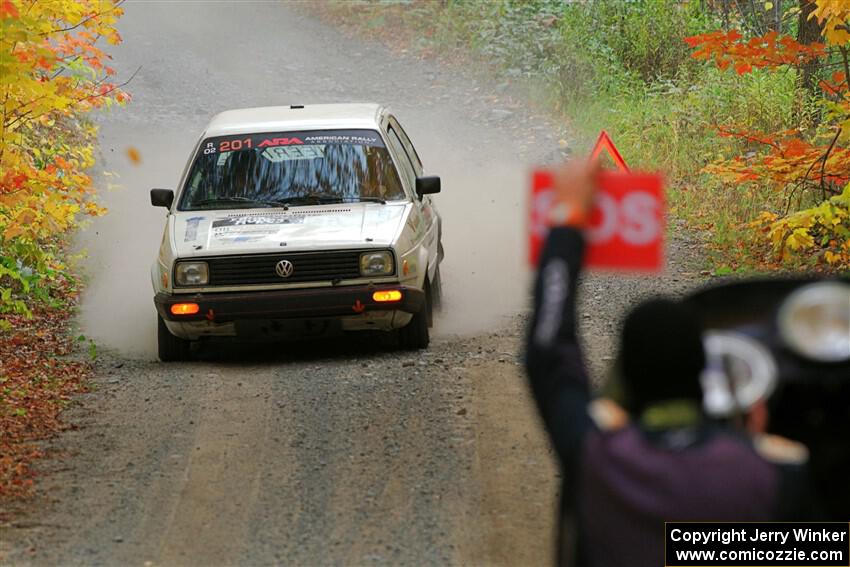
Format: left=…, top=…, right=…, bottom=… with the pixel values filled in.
left=417, top=136, right=531, bottom=336
left=77, top=127, right=198, bottom=358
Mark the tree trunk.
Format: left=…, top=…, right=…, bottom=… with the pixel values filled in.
left=798, top=0, right=823, bottom=92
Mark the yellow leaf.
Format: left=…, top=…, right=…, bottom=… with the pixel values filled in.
left=786, top=228, right=815, bottom=251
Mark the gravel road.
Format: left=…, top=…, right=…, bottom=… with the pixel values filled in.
left=1, top=2, right=704, bottom=565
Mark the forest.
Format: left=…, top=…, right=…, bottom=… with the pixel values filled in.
left=320, top=0, right=850, bottom=273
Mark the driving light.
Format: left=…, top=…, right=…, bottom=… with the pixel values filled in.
left=701, top=331, right=777, bottom=418
left=175, top=261, right=209, bottom=286
left=373, top=290, right=403, bottom=303
left=778, top=281, right=850, bottom=362
left=360, top=251, right=394, bottom=276
left=171, top=303, right=200, bottom=315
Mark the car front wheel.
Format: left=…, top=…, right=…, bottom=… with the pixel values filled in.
left=398, top=278, right=431, bottom=350
left=157, top=314, right=191, bottom=362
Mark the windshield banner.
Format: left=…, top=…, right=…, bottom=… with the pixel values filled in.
left=201, top=129, right=385, bottom=156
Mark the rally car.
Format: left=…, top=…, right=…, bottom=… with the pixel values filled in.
left=149, top=104, right=443, bottom=361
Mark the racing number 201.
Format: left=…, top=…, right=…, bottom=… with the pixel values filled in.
left=220, top=138, right=253, bottom=152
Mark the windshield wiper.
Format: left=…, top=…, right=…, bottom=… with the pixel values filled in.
left=280, top=194, right=337, bottom=205
left=191, top=197, right=276, bottom=208
left=351, top=196, right=387, bottom=204
left=282, top=194, right=386, bottom=206
left=254, top=198, right=295, bottom=209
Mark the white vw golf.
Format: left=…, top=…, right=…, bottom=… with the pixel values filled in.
left=150, top=104, right=443, bottom=361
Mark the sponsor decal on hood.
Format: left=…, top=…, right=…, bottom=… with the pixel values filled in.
left=173, top=203, right=410, bottom=256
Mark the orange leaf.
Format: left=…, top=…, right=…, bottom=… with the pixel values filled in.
left=0, top=0, right=19, bottom=18
left=782, top=138, right=810, bottom=158
left=125, top=147, right=141, bottom=165
left=53, top=157, right=71, bottom=170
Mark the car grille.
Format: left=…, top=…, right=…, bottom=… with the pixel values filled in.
left=197, top=250, right=389, bottom=287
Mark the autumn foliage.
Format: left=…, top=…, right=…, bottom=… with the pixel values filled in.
left=686, top=0, right=850, bottom=269
left=0, top=0, right=127, bottom=325
left=1, top=0, right=125, bottom=497
left=685, top=29, right=825, bottom=75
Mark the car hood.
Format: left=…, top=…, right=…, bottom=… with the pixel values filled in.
left=172, top=202, right=409, bottom=257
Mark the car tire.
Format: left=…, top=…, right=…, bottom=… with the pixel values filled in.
left=432, top=264, right=443, bottom=313
left=398, top=278, right=431, bottom=350
left=157, top=314, right=191, bottom=362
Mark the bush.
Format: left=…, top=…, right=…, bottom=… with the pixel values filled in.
left=562, top=0, right=703, bottom=84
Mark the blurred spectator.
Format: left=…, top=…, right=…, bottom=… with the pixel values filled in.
left=524, top=160, right=816, bottom=567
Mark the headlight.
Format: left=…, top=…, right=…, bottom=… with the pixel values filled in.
left=360, top=251, right=394, bottom=276
left=701, top=331, right=777, bottom=418
left=778, top=281, right=850, bottom=362
left=174, top=261, right=209, bottom=286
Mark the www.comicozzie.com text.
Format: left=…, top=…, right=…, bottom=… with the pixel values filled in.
left=670, top=527, right=848, bottom=546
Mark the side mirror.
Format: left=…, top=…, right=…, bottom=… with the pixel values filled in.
left=150, top=188, right=174, bottom=208
left=415, top=176, right=441, bottom=199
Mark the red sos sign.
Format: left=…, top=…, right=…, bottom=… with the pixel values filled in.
left=529, top=170, right=664, bottom=271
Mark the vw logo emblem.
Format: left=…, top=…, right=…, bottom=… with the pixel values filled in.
left=275, top=259, right=294, bottom=278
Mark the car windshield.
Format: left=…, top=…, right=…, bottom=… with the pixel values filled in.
left=178, top=129, right=405, bottom=210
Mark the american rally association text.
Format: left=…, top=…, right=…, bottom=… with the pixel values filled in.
left=670, top=527, right=849, bottom=546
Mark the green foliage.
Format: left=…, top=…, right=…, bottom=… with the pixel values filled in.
left=430, top=0, right=715, bottom=95
left=561, top=0, right=708, bottom=83
left=76, top=332, right=98, bottom=361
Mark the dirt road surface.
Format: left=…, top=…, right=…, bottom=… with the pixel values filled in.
left=1, top=3, right=702, bottom=565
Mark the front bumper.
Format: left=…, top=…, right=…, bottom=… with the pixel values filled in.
left=154, top=284, right=425, bottom=323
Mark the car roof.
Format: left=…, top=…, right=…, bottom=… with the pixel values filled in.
left=203, top=103, right=386, bottom=137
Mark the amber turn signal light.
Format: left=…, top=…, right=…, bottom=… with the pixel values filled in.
left=170, top=303, right=200, bottom=315
left=372, top=290, right=403, bottom=303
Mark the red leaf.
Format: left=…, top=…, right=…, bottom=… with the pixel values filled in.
left=735, top=62, right=752, bottom=75
left=683, top=35, right=702, bottom=48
